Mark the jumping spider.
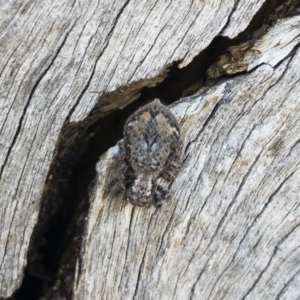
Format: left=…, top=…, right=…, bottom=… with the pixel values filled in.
left=116, top=99, right=182, bottom=208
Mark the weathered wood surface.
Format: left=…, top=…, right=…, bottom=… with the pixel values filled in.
left=73, top=19, right=300, bottom=300
left=0, top=0, right=299, bottom=299
left=207, top=14, right=300, bottom=78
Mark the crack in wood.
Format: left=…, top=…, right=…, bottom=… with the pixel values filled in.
left=0, top=23, right=74, bottom=180
left=241, top=219, right=300, bottom=300
left=67, top=0, right=131, bottom=120
left=4, top=0, right=299, bottom=299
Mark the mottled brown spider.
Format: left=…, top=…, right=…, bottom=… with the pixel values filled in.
left=116, top=99, right=182, bottom=208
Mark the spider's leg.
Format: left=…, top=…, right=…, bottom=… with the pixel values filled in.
left=153, top=192, right=163, bottom=208
left=117, top=140, right=127, bottom=160
left=157, top=185, right=170, bottom=199
left=107, top=140, right=132, bottom=194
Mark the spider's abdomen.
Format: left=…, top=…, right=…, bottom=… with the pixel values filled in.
left=124, top=99, right=181, bottom=174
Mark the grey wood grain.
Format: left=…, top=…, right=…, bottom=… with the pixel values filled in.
left=0, top=0, right=299, bottom=298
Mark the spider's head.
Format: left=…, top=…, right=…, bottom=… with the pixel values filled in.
left=126, top=174, right=157, bottom=207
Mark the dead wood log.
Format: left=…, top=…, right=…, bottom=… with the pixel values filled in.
left=0, top=0, right=299, bottom=299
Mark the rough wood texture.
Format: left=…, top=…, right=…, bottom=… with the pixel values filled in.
left=0, top=0, right=300, bottom=299
left=73, top=24, right=300, bottom=300
left=207, top=14, right=300, bottom=78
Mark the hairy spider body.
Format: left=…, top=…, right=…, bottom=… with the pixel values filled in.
left=118, top=99, right=182, bottom=208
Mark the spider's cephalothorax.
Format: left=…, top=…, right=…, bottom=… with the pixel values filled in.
left=118, top=99, right=182, bottom=208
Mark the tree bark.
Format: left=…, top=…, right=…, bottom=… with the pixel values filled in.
left=0, top=0, right=299, bottom=299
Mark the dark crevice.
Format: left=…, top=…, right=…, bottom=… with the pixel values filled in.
left=7, top=0, right=299, bottom=299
